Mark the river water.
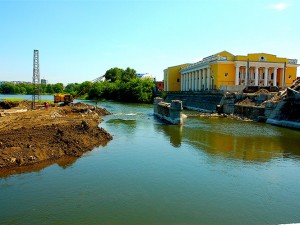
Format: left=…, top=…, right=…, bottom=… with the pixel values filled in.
left=0, top=96, right=300, bottom=224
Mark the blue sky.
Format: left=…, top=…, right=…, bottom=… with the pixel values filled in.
left=0, top=0, right=299, bottom=84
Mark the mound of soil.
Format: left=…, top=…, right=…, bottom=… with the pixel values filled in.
left=0, top=102, right=113, bottom=171
left=0, top=101, right=19, bottom=109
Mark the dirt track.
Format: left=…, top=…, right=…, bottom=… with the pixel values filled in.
left=0, top=101, right=112, bottom=173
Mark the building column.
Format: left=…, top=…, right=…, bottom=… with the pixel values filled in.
left=207, top=67, right=211, bottom=90
left=182, top=73, right=184, bottom=91
left=194, top=71, right=197, bottom=91
left=235, top=66, right=240, bottom=85
left=181, top=73, right=184, bottom=91
left=182, top=73, right=185, bottom=91
left=273, top=67, right=277, bottom=86
left=202, top=69, right=206, bottom=90
left=192, top=72, right=195, bottom=91
left=184, top=73, right=187, bottom=91
left=195, top=71, right=197, bottom=91
left=180, top=74, right=183, bottom=91
left=254, top=67, right=259, bottom=86
left=186, top=73, right=189, bottom=91
left=185, top=73, right=188, bottom=91
left=264, top=67, right=268, bottom=86
left=185, top=73, right=188, bottom=90
left=186, top=73, right=188, bottom=91
left=259, top=68, right=263, bottom=86
left=183, top=73, right=186, bottom=91
left=199, top=70, right=202, bottom=91
left=187, top=73, right=192, bottom=91
left=245, top=66, right=248, bottom=85
left=195, top=71, right=199, bottom=91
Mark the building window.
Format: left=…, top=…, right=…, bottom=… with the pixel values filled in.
left=225, top=73, right=228, bottom=77
left=259, top=56, right=266, bottom=61
left=177, top=79, right=180, bottom=82
left=271, top=73, right=274, bottom=79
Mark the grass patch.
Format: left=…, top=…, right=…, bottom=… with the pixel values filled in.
left=1, top=97, right=26, bottom=102
left=1, top=98, right=54, bottom=104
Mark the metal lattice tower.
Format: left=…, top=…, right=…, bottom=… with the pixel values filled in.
left=32, top=49, right=41, bottom=109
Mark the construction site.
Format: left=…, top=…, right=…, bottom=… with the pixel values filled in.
left=0, top=101, right=112, bottom=172
left=0, top=50, right=112, bottom=174
left=220, top=77, right=300, bottom=128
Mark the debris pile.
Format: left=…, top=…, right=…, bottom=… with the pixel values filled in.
left=0, top=101, right=113, bottom=171
left=235, top=97, right=256, bottom=106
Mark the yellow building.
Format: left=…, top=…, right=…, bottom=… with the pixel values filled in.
left=176, top=51, right=298, bottom=91
left=164, top=64, right=189, bottom=91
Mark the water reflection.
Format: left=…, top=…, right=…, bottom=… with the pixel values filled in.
left=154, top=124, right=182, bottom=147
left=106, top=118, right=137, bottom=135
left=0, top=156, right=78, bottom=178
left=154, top=116, right=300, bottom=162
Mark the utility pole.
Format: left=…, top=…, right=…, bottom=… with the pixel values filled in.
left=32, top=49, right=41, bottom=109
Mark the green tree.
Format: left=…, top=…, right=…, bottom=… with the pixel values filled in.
left=52, top=83, right=64, bottom=93
left=14, top=85, right=21, bottom=94
left=19, top=87, right=27, bottom=94
left=0, top=83, right=15, bottom=94
left=25, top=84, right=33, bottom=94
left=46, top=84, right=54, bottom=94
left=40, top=84, right=47, bottom=94
left=87, top=82, right=104, bottom=100
left=65, top=83, right=76, bottom=93
left=104, top=67, right=124, bottom=82
left=124, top=78, right=154, bottom=103
left=121, top=67, right=137, bottom=82
left=74, top=81, right=92, bottom=98
left=15, top=83, right=28, bottom=94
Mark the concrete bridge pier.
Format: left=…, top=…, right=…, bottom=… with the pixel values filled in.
left=170, top=100, right=183, bottom=125
left=153, top=97, right=183, bottom=125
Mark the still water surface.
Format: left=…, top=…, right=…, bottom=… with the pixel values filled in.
left=0, top=96, right=300, bottom=224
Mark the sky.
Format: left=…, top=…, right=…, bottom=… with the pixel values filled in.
left=0, top=0, right=299, bottom=84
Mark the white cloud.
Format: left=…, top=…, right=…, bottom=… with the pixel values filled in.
left=269, top=2, right=291, bottom=11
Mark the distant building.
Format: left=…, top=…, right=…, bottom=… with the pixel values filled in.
left=164, top=51, right=299, bottom=92
left=137, top=73, right=155, bottom=80
left=41, top=79, right=48, bottom=84
left=155, top=81, right=164, bottom=92
left=0, top=81, right=31, bottom=85
left=12, top=81, right=31, bottom=85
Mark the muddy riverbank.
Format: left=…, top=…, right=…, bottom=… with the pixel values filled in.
left=0, top=101, right=112, bottom=171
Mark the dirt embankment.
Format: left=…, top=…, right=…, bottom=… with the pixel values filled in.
left=0, top=101, right=113, bottom=171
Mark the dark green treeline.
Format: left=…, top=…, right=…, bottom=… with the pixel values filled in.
left=0, top=67, right=156, bottom=103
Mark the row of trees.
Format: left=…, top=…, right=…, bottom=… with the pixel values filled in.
left=0, top=67, right=156, bottom=103
left=0, top=82, right=64, bottom=95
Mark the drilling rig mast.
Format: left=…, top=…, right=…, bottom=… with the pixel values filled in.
left=32, top=49, right=41, bottom=109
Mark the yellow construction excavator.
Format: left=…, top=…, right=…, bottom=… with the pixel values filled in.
left=54, top=75, right=105, bottom=104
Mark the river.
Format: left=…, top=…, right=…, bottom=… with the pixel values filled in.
left=0, top=95, right=300, bottom=224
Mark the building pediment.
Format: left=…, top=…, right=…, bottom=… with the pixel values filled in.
left=214, top=50, right=234, bottom=57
